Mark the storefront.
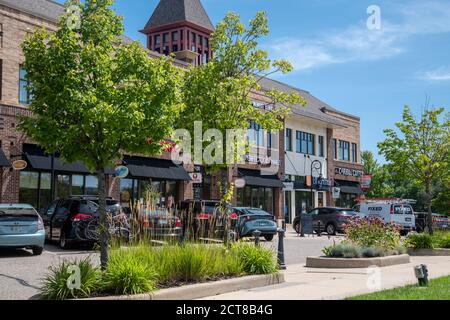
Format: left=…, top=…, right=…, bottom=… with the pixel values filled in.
left=235, top=169, right=284, bottom=215
left=118, top=156, right=191, bottom=211
left=331, top=165, right=364, bottom=208
left=18, top=144, right=105, bottom=211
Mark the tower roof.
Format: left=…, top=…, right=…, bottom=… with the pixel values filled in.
left=143, top=0, right=214, bottom=32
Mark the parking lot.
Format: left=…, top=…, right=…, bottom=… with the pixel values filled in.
left=0, top=228, right=341, bottom=300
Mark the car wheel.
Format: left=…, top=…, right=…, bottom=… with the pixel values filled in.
left=32, top=246, right=43, bottom=256
left=294, top=223, right=301, bottom=234
left=264, top=235, right=274, bottom=242
left=59, top=231, right=70, bottom=250
left=326, top=224, right=336, bottom=236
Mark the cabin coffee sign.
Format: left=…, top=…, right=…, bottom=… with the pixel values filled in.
left=335, top=167, right=363, bottom=177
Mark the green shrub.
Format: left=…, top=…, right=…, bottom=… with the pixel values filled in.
left=232, top=243, right=278, bottom=274
left=405, top=233, right=434, bottom=249
left=360, top=247, right=385, bottom=258
left=433, top=232, right=450, bottom=249
left=40, top=258, right=101, bottom=300
left=345, top=218, right=401, bottom=250
left=102, top=249, right=157, bottom=295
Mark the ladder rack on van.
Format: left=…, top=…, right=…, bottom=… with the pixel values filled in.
left=358, top=198, right=417, bottom=205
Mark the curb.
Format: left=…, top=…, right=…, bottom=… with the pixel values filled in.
left=306, top=254, right=410, bottom=269
left=83, top=273, right=284, bottom=300
left=407, top=248, right=450, bottom=256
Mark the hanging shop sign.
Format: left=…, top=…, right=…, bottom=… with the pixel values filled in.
left=189, top=173, right=203, bottom=184
left=335, top=167, right=364, bottom=177
left=361, top=174, right=373, bottom=190
left=283, top=182, right=294, bottom=191
left=115, top=166, right=129, bottom=179
left=234, top=178, right=246, bottom=189
left=332, top=187, right=341, bottom=199
left=12, top=160, right=27, bottom=171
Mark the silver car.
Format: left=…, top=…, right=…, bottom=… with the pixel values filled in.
left=0, top=204, right=45, bottom=255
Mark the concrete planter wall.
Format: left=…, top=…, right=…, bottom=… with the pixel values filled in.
left=407, top=248, right=450, bottom=256
left=306, top=254, right=410, bottom=269
left=82, top=273, right=284, bottom=300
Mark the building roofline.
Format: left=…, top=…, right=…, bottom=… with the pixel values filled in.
left=0, top=0, right=63, bottom=23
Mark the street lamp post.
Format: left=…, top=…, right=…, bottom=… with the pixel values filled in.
left=310, top=160, right=323, bottom=210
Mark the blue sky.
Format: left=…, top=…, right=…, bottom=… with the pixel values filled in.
left=56, top=0, right=450, bottom=161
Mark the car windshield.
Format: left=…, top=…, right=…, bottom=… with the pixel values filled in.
left=142, top=210, right=173, bottom=216
left=0, top=208, right=37, bottom=217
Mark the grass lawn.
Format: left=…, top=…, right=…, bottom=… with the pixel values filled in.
left=348, top=276, right=450, bottom=300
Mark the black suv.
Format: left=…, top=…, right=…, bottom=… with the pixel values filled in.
left=293, top=207, right=357, bottom=236
left=42, top=196, right=119, bottom=249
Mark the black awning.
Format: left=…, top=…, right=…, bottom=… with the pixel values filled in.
left=25, top=154, right=92, bottom=174
left=0, top=149, right=11, bottom=167
left=340, top=185, right=364, bottom=195
left=125, top=156, right=191, bottom=181
left=239, top=169, right=284, bottom=188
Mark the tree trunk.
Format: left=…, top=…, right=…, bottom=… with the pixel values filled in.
left=426, top=182, right=434, bottom=235
left=97, top=168, right=109, bottom=269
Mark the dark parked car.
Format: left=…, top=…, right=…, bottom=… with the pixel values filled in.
left=179, top=200, right=236, bottom=239
left=233, top=207, right=277, bottom=241
left=42, top=196, right=120, bottom=249
left=140, top=209, right=183, bottom=241
left=293, top=207, right=357, bottom=236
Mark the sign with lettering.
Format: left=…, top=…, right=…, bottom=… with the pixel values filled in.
left=361, top=174, right=372, bottom=190
left=235, top=178, right=246, bottom=189
left=189, top=173, right=203, bottom=184
left=12, top=160, right=27, bottom=171
left=245, top=154, right=281, bottom=166
left=283, top=182, right=294, bottom=191
left=332, top=187, right=341, bottom=199
left=335, top=167, right=364, bottom=177
left=115, top=166, right=129, bottom=179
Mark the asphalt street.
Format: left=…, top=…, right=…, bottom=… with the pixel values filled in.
left=0, top=228, right=341, bottom=300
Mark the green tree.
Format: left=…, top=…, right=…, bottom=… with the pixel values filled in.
left=19, top=0, right=181, bottom=268
left=177, top=11, right=304, bottom=177
left=361, top=150, right=379, bottom=175
left=378, top=106, right=450, bottom=233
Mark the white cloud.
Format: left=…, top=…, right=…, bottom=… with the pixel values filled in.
left=422, top=67, right=450, bottom=81
left=266, top=0, right=450, bottom=72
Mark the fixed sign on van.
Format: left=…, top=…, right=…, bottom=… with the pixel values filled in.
left=352, top=203, right=415, bottom=235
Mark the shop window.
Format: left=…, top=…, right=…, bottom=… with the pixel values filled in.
left=154, top=34, right=161, bottom=45
left=172, top=31, right=179, bottom=41
left=205, top=37, right=209, bottom=48
left=285, top=128, right=292, bottom=152
left=267, top=130, right=272, bottom=149
left=318, top=136, right=324, bottom=157
left=163, top=33, right=169, bottom=43
left=172, top=44, right=178, bottom=52
left=19, top=65, right=32, bottom=105
left=119, top=178, right=134, bottom=204
left=85, top=175, right=98, bottom=195
left=332, top=139, right=337, bottom=159
left=57, top=175, right=71, bottom=198
left=19, top=171, right=39, bottom=209
left=39, top=173, right=52, bottom=211
left=198, top=35, right=203, bottom=46
left=352, top=143, right=358, bottom=163
left=296, top=131, right=315, bottom=155
left=72, top=175, right=84, bottom=195
left=338, top=140, right=350, bottom=161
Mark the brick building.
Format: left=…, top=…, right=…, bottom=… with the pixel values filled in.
left=0, top=0, right=364, bottom=223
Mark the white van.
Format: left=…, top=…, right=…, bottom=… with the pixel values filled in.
left=352, top=202, right=416, bottom=234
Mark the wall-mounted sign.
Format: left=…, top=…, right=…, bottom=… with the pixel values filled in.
left=245, top=154, right=281, bottom=166
left=189, top=173, right=203, bottom=184
left=361, top=174, right=372, bottom=190
left=314, top=177, right=332, bottom=191
left=12, top=160, right=27, bottom=171
left=115, top=166, right=129, bottom=179
left=283, top=182, right=294, bottom=191
left=335, top=167, right=364, bottom=177
left=234, top=178, right=246, bottom=189
left=332, top=187, right=341, bottom=199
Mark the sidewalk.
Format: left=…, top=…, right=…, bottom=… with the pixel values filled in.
left=201, top=256, right=450, bottom=300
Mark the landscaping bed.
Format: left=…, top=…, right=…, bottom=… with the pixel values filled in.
left=39, top=242, right=279, bottom=300
left=348, top=275, right=450, bottom=300
left=405, top=231, right=450, bottom=256
left=307, top=217, right=410, bottom=268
